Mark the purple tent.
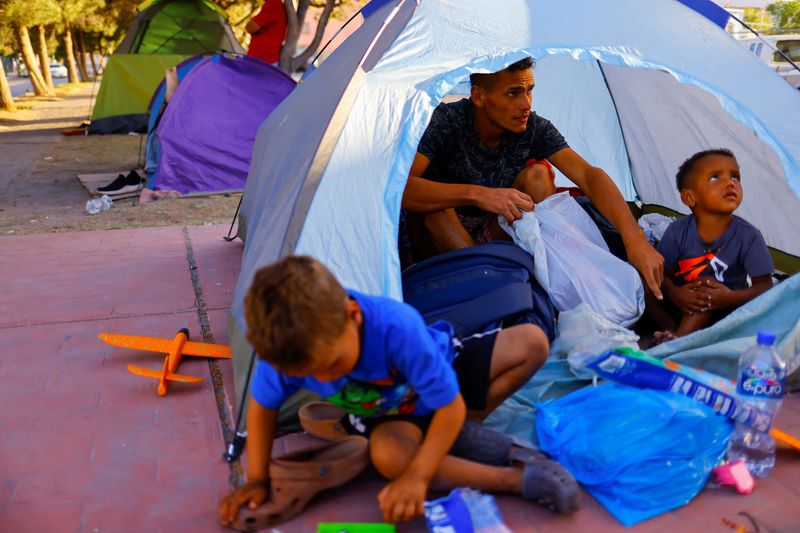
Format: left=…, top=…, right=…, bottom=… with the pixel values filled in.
left=153, top=55, right=295, bottom=194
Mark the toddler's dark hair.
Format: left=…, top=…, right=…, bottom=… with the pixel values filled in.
left=675, top=148, right=736, bottom=191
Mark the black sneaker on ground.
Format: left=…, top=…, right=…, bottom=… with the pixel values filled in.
left=97, top=170, right=143, bottom=195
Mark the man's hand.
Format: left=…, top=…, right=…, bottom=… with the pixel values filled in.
left=669, top=280, right=711, bottom=315
left=218, top=479, right=270, bottom=526
left=626, top=238, right=665, bottom=299
left=695, top=278, right=734, bottom=311
left=473, top=187, right=534, bottom=223
left=377, top=471, right=428, bottom=524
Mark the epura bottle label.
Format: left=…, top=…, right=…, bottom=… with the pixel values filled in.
left=737, top=365, right=785, bottom=399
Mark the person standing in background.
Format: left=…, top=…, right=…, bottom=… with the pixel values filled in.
left=246, top=0, right=288, bottom=67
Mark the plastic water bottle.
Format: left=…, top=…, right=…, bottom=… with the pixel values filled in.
left=85, top=194, right=113, bottom=215
left=727, top=331, right=786, bottom=478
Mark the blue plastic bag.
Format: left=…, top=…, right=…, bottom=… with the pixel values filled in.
left=536, top=383, right=732, bottom=526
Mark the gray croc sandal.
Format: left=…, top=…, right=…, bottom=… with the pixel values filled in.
left=449, top=420, right=513, bottom=466
left=521, top=457, right=580, bottom=514
left=509, top=446, right=550, bottom=464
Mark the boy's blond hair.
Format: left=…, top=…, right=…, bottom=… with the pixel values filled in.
left=244, top=256, right=348, bottom=370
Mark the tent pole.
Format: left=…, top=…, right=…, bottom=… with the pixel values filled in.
left=308, top=3, right=374, bottom=70
left=86, top=74, right=100, bottom=127
left=597, top=60, right=641, bottom=204
left=132, top=19, right=151, bottom=54
left=137, top=133, right=145, bottom=169
left=728, top=13, right=800, bottom=76
left=150, top=13, right=213, bottom=54
left=223, top=348, right=256, bottom=463
left=223, top=195, right=243, bottom=242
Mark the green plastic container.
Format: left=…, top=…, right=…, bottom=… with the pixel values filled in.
left=316, top=524, right=396, bottom=533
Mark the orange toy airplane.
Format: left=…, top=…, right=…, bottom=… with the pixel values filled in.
left=98, top=328, right=231, bottom=396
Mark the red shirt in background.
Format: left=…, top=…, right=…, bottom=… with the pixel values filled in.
left=247, top=0, right=287, bottom=65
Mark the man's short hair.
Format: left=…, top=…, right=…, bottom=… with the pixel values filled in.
left=675, top=148, right=737, bottom=191
left=244, top=256, right=348, bottom=370
left=470, top=57, right=535, bottom=90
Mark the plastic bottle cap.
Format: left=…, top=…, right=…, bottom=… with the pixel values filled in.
left=757, top=331, right=776, bottom=345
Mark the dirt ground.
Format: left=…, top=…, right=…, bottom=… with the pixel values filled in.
left=0, top=82, right=240, bottom=236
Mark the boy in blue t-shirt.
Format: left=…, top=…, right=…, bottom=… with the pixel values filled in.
left=219, top=256, right=576, bottom=526
left=648, top=149, right=774, bottom=341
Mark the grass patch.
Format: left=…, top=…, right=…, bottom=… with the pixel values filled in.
left=0, top=104, right=33, bottom=113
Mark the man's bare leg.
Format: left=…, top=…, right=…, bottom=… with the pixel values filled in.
left=470, top=324, right=548, bottom=420
left=411, top=164, right=556, bottom=252
left=419, top=208, right=475, bottom=253
left=488, top=163, right=556, bottom=239
left=638, top=288, right=680, bottom=349
left=644, top=288, right=678, bottom=332
left=513, top=163, right=557, bottom=203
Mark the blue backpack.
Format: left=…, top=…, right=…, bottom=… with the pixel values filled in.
left=401, top=241, right=556, bottom=341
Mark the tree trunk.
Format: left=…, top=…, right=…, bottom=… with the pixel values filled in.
left=279, top=0, right=303, bottom=72
left=63, top=22, right=80, bottom=84
left=37, top=26, right=55, bottom=91
left=0, top=60, right=16, bottom=111
left=15, top=26, right=52, bottom=96
left=280, top=0, right=336, bottom=73
left=89, top=49, right=99, bottom=77
left=290, top=0, right=335, bottom=72
left=76, top=30, right=90, bottom=81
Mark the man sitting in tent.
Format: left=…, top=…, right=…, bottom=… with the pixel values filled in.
left=402, top=57, right=666, bottom=299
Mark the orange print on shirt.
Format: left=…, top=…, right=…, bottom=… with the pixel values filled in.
left=676, top=253, right=716, bottom=282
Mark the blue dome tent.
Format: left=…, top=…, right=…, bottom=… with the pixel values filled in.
left=226, top=0, right=800, bottom=406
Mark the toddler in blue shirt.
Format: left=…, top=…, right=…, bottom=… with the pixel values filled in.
left=647, top=149, right=773, bottom=341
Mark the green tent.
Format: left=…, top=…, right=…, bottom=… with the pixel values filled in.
left=89, top=0, right=245, bottom=134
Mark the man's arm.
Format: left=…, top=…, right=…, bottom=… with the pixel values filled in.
left=245, top=20, right=262, bottom=34
left=377, top=394, right=466, bottom=523
left=402, top=153, right=534, bottom=222
left=548, top=147, right=665, bottom=298
left=219, top=400, right=277, bottom=525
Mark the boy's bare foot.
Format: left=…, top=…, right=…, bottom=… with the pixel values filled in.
left=653, top=330, right=677, bottom=344
left=638, top=330, right=677, bottom=350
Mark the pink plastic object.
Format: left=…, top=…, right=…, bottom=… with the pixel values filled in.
left=712, top=460, right=754, bottom=495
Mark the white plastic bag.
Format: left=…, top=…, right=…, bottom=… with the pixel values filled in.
left=500, top=192, right=644, bottom=326
left=638, top=213, right=675, bottom=244
left=550, top=304, right=640, bottom=378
